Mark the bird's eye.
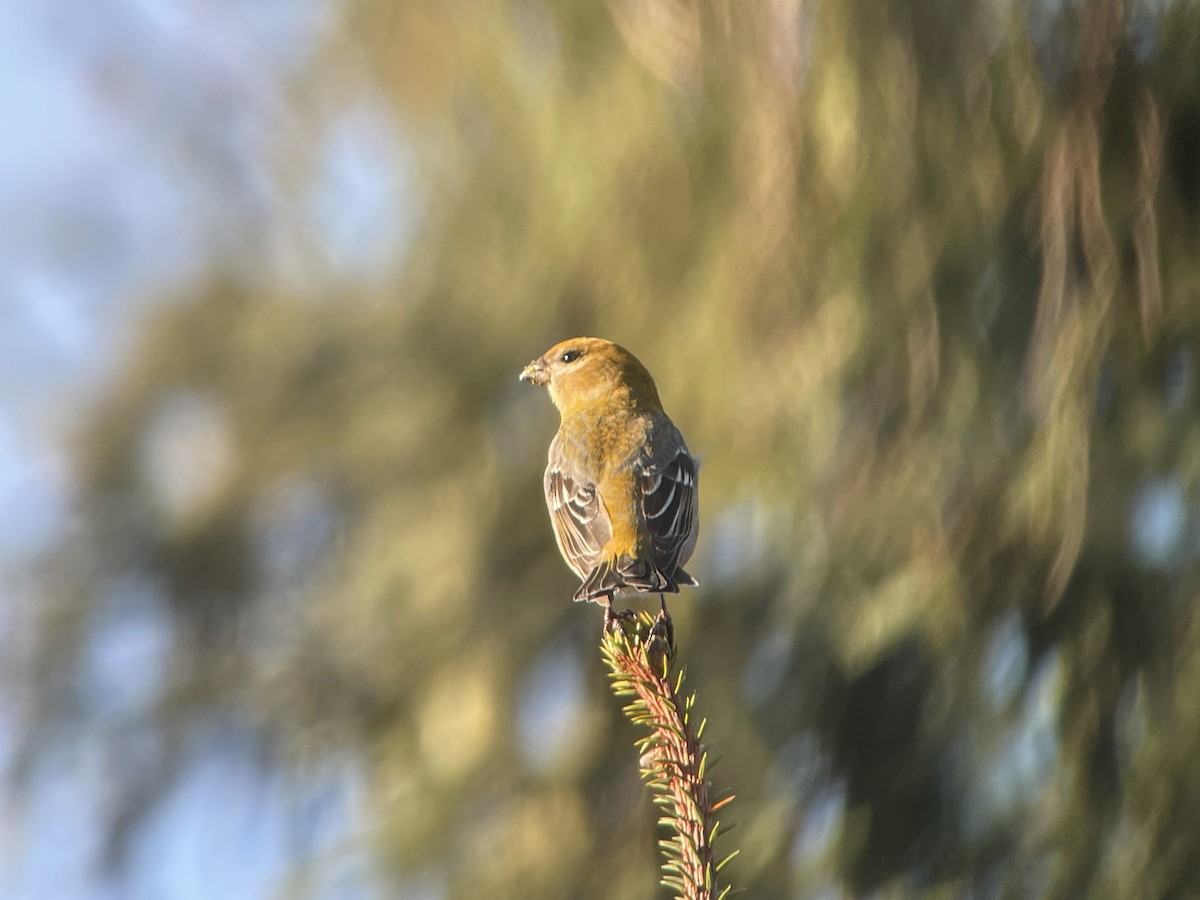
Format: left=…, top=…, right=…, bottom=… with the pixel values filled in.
left=560, top=349, right=583, bottom=364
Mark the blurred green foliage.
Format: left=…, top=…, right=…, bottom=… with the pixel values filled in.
left=12, top=0, right=1200, bottom=897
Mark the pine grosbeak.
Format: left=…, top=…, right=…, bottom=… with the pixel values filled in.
left=520, top=337, right=699, bottom=618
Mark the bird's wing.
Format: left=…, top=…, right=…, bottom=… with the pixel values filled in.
left=545, top=434, right=611, bottom=580
left=639, top=420, right=699, bottom=584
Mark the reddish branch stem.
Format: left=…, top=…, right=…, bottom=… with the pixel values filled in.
left=602, top=610, right=736, bottom=900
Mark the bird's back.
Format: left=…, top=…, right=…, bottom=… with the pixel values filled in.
left=546, top=407, right=698, bottom=602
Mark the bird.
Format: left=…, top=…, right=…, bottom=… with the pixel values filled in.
left=520, top=337, right=699, bottom=624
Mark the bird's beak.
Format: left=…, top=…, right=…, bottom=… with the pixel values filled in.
left=519, top=358, right=549, bottom=385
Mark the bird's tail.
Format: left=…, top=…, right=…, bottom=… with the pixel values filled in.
left=673, top=567, right=698, bottom=588
left=574, top=555, right=697, bottom=602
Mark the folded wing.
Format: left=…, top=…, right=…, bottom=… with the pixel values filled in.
left=545, top=435, right=610, bottom=582
left=639, top=423, right=699, bottom=587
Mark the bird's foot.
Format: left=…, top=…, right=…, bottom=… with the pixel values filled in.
left=602, top=596, right=634, bottom=635
left=651, top=593, right=674, bottom=646
left=646, top=593, right=675, bottom=674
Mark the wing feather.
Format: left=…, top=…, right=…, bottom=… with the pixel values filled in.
left=638, top=421, right=699, bottom=585
left=545, top=435, right=610, bottom=580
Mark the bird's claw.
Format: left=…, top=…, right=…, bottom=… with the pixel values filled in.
left=650, top=596, right=674, bottom=648
left=603, top=601, right=635, bottom=635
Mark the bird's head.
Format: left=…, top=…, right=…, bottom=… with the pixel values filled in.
left=520, top=337, right=661, bottom=417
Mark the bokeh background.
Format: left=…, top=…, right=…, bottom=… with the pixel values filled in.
left=3, top=0, right=1200, bottom=897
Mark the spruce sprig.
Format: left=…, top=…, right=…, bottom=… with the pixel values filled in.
left=601, top=609, right=738, bottom=899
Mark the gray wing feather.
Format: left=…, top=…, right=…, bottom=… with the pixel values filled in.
left=639, top=422, right=699, bottom=583
left=545, top=435, right=610, bottom=580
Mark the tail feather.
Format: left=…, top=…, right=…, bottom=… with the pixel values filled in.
left=674, top=567, right=698, bottom=588
left=574, top=555, right=697, bottom=602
